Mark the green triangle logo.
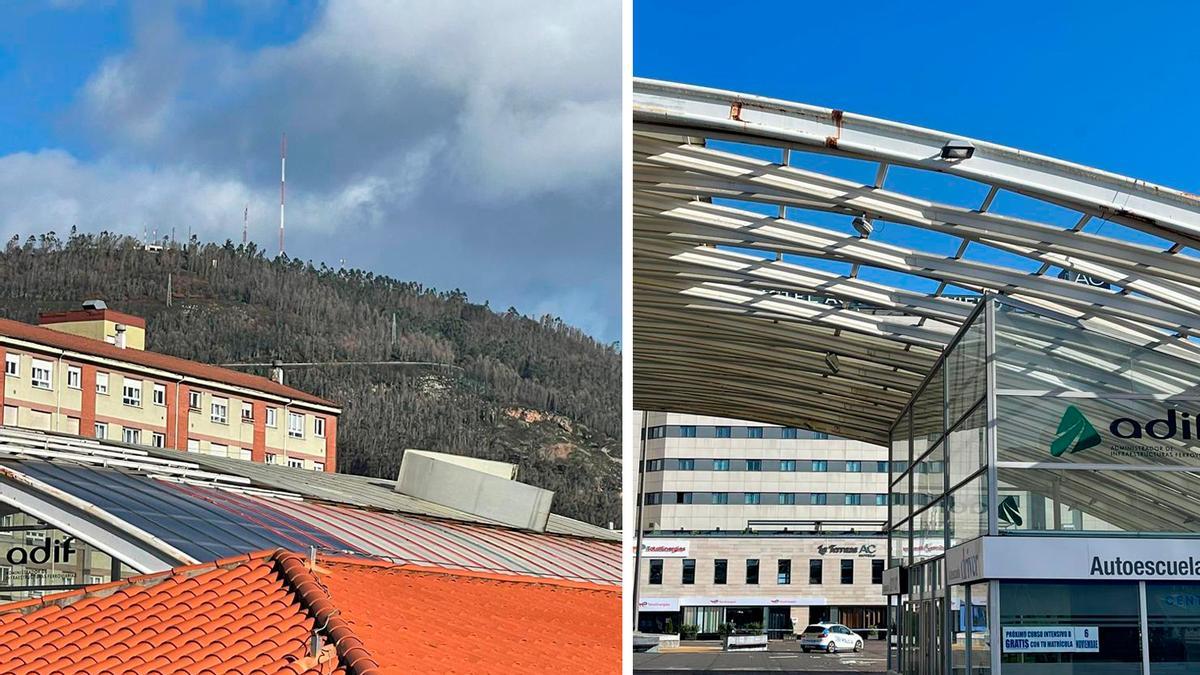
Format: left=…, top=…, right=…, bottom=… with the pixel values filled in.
left=1050, top=405, right=1101, bottom=457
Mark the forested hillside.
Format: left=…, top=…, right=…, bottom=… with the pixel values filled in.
left=0, top=231, right=621, bottom=527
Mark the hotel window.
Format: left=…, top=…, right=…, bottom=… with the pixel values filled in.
left=810, top=493, right=828, bottom=505
left=712, top=492, right=729, bottom=505
left=122, top=379, right=142, bottom=407
left=679, top=425, right=696, bottom=438
left=744, top=492, right=761, bottom=505
left=846, top=460, right=862, bottom=472
left=877, top=461, right=889, bottom=473
left=287, top=458, right=304, bottom=469
left=809, top=559, right=823, bottom=584
left=644, top=493, right=662, bottom=505
left=122, top=428, right=140, bottom=445
left=841, top=560, right=854, bottom=585
left=210, top=398, right=228, bottom=424
left=648, top=559, right=663, bottom=585
left=746, top=459, right=762, bottom=471
left=151, top=433, right=165, bottom=448
left=644, top=459, right=663, bottom=472
left=188, top=390, right=201, bottom=410
left=682, top=559, right=696, bottom=585
left=846, top=494, right=862, bottom=505
left=714, top=559, right=727, bottom=585
left=812, top=460, right=828, bottom=472
left=30, top=359, right=53, bottom=389
left=678, top=458, right=695, bottom=470
left=777, top=559, right=791, bottom=585
left=781, top=460, right=797, bottom=471
left=241, top=402, right=254, bottom=422
left=778, top=493, right=797, bottom=505
left=875, top=494, right=888, bottom=506
left=4, top=354, right=18, bottom=377
left=288, top=412, right=304, bottom=438
left=745, top=559, right=759, bottom=585
left=314, top=417, right=326, bottom=437
left=66, top=366, right=81, bottom=389
left=747, top=427, right=763, bottom=439
left=715, top=426, right=730, bottom=438
left=152, top=384, right=166, bottom=406
left=782, top=427, right=797, bottom=439
left=313, top=462, right=325, bottom=472
left=675, top=492, right=693, bottom=505
left=872, top=560, right=885, bottom=584
left=265, top=407, right=278, bottom=428
left=713, top=459, right=730, bottom=471
left=93, top=422, right=107, bottom=439
left=96, top=372, right=109, bottom=395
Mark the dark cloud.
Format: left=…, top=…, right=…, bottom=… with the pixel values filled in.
left=2, top=0, right=621, bottom=341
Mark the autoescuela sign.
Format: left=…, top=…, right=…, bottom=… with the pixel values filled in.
left=946, top=536, right=1200, bottom=583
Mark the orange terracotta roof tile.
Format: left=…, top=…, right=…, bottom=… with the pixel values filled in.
left=0, top=317, right=337, bottom=408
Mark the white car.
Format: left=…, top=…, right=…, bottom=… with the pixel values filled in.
left=798, top=622, right=864, bottom=653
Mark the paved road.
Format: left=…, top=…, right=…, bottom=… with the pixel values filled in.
left=634, top=639, right=887, bottom=674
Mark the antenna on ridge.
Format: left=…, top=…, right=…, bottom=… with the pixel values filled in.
left=279, top=132, right=286, bottom=257
left=243, top=203, right=249, bottom=246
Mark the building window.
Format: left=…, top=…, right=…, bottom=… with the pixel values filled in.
left=30, top=359, right=52, bottom=390
left=94, top=423, right=107, bottom=440
left=746, top=559, right=759, bottom=585
left=88, top=575, right=104, bottom=585
left=96, top=372, right=109, bottom=395
left=210, top=398, right=228, bottom=424
left=679, top=425, right=696, bottom=438
left=778, top=493, right=797, bottom=505
left=152, top=384, right=165, bottom=406
left=265, top=453, right=277, bottom=464
left=713, top=459, right=730, bottom=471
left=644, top=459, right=664, bottom=472
left=781, top=459, right=797, bottom=472
left=644, top=493, right=662, bottom=505
left=314, top=417, right=326, bottom=437
left=875, top=494, right=888, bottom=506
left=782, top=427, right=797, bottom=439
left=872, top=560, right=885, bottom=585
left=237, top=448, right=252, bottom=461
left=241, top=402, right=254, bottom=422
left=744, top=492, right=761, bottom=505
left=846, top=494, right=862, bottom=505
left=714, top=559, right=727, bottom=585
left=675, top=492, right=693, bottom=505
left=712, top=492, right=729, bottom=505
left=847, top=460, right=862, bottom=472
left=746, top=459, right=762, bottom=471
left=715, top=426, right=731, bottom=438
left=809, top=559, right=823, bottom=585
left=678, top=458, right=695, bottom=470
left=66, top=366, right=81, bottom=389
left=812, top=460, right=828, bottom=472
left=209, top=443, right=228, bottom=457
left=682, top=559, right=696, bottom=585
left=877, top=461, right=890, bottom=473
left=187, top=439, right=200, bottom=453
left=649, top=559, right=663, bottom=585
left=777, top=559, right=791, bottom=585
left=188, top=390, right=201, bottom=410
left=841, top=559, right=854, bottom=585
left=286, top=458, right=303, bottom=469
left=122, top=379, right=142, bottom=407
left=313, top=462, right=325, bottom=472
left=747, top=427, right=763, bottom=439
left=288, top=412, right=304, bottom=438
left=122, top=428, right=140, bottom=445
left=4, top=354, right=18, bottom=377
left=810, top=493, right=828, bottom=505
left=151, top=433, right=165, bottom=448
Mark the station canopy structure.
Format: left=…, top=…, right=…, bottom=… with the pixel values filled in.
left=633, top=78, right=1200, bottom=445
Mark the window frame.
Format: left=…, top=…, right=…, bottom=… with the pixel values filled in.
left=121, top=378, right=143, bottom=407
left=210, top=398, right=229, bottom=425
left=777, top=559, right=792, bottom=585
left=66, top=366, right=81, bottom=390
left=287, top=412, right=305, bottom=438
left=314, top=416, right=326, bottom=438
left=95, top=372, right=109, bottom=395
left=3, top=354, right=18, bottom=377
left=30, top=359, right=53, bottom=390
left=152, top=383, right=166, bottom=406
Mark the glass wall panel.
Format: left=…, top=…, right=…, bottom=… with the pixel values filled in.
left=947, top=309, right=987, bottom=425
left=948, top=472, right=988, bottom=547
left=1148, top=582, right=1200, bottom=672
left=912, top=501, right=945, bottom=562
left=913, top=364, right=946, bottom=458
left=966, top=581, right=990, bottom=674
left=1000, top=581, right=1141, bottom=674
left=913, top=441, right=946, bottom=507
left=948, top=403, right=987, bottom=491
left=950, top=583, right=969, bottom=675
left=0, top=508, right=114, bottom=601
left=890, top=518, right=911, bottom=567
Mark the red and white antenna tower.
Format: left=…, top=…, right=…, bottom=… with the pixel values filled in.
left=242, top=203, right=248, bottom=246
left=279, top=132, right=286, bottom=256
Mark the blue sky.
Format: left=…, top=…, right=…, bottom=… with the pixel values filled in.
left=0, top=1, right=619, bottom=343
left=634, top=1, right=1200, bottom=294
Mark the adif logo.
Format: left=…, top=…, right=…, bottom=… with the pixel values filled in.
left=1051, top=405, right=1101, bottom=457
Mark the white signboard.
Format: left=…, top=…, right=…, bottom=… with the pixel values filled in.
left=637, top=597, right=680, bottom=611
left=676, top=596, right=828, bottom=607
left=1002, top=626, right=1100, bottom=653
left=945, top=536, right=1200, bottom=582
left=640, top=540, right=690, bottom=558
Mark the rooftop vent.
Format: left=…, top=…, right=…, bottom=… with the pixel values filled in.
left=82, top=299, right=108, bottom=311
left=395, top=450, right=553, bottom=532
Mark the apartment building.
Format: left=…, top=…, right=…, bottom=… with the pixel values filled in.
left=0, top=303, right=340, bottom=471
left=635, top=412, right=889, bottom=638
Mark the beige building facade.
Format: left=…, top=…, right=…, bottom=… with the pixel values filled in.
left=0, top=306, right=340, bottom=471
